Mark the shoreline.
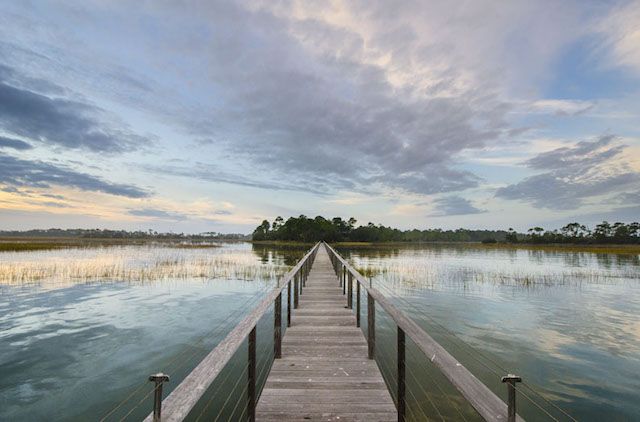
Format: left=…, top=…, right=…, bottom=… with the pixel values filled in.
left=1, top=237, right=639, bottom=254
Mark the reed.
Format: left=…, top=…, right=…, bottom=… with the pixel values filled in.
left=0, top=245, right=289, bottom=286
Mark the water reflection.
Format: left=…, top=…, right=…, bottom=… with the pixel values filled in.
left=0, top=242, right=301, bottom=421
left=250, top=243, right=308, bottom=266
left=340, top=243, right=640, bottom=421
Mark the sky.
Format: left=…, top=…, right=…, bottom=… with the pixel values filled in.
left=0, top=0, right=639, bottom=234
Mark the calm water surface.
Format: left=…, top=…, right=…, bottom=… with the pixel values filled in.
left=337, top=244, right=640, bottom=421
left=0, top=242, right=304, bottom=421
left=1, top=243, right=639, bottom=421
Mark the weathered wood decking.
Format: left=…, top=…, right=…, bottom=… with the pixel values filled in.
left=255, top=246, right=396, bottom=421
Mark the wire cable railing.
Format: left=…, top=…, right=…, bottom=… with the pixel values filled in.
left=324, top=241, right=524, bottom=422
left=105, top=242, right=322, bottom=422
left=356, top=261, right=579, bottom=421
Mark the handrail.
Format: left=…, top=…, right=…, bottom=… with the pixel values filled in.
left=144, top=242, right=321, bottom=422
left=323, top=242, right=524, bottom=422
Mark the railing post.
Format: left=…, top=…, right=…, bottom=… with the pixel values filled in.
left=339, top=263, right=343, bottom=287
left=342, top=266, right=346, bottom=295
left=501, top=374, right=522, bottom=422
left=397, top=327, right=406, bottom=422
left=148, top=373, right=169, bottom=422
left=303, top=261, right=307, bottom=287
left=356, top=281, right=361, bottom=327
left=287, top=280, right=292, bottom=327
left=248, top=326, right=257, bottom=422
left=348, top=272, right=353, bottom=308
left=294, top=273, right=299, bottom=309
left=367, top=292, right=375, bottom=359
left=274, top=293, right=282, bottom=359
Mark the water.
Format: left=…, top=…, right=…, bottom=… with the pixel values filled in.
left=2, top=242, right=639, bottom=420
left=336, top=244, right=640, bottom=421
left=0, top=242, right=305, bottom=421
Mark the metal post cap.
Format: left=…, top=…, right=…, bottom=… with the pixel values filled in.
left=501, top=374, right=522, bottom=383
left=149, top=373, right=170, bottom=382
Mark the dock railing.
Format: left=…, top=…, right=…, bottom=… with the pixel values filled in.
left=324, top=242, right=524, bottom=422
left=142, top=242, right=321, bottom=422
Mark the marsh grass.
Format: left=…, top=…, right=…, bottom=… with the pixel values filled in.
left=0, top=245, right=288, bottom=286
left=348, top=250, right=640, bottom=292
left=0, top=237, right=222, bottom=252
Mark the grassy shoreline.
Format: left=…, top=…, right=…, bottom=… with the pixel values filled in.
left=250, top=240, right=640, bottom=254
left=0, top=237, right=223, bottom=252
left=1, top=237, right=639, bottom=254
left=331, top=241, right=640, bottom=254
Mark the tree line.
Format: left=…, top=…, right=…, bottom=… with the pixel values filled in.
left=0, top=228, right=248, bottom=240
left=252, top=216, right=640, bottom=244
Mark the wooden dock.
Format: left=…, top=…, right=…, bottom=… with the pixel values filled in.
left=144, top=242, right=524, bottom=422
left=255, top=246, right=396, bottom=421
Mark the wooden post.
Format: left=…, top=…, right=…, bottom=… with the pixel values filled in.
left=148, top=373, right=169, bottom=422
left=397, top=327, right=406, bottom=422
left=501, top=374, right=521, bottom=422
left=294, top=274, right=299, bottom=309
left=356, top=281, right=361, bottom=327
left=367, top=292, right=375, bottom=359
left=339, top=263, right=343, bottom=287
left=299, top=268, right=303, bottom=295
left=274, top=293, right=282, bottom=359
left=342, top=266, right=346, bottom=295
left=303, top=261, right=307, bottom=287
left=348, top=272, right=353, bottom=309
left=287, top=280, right=291, bottom=327
left=248, top=327, right=257, bottom=422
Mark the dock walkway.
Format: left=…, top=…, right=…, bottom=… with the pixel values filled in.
left=255, top=246, right=396, bottom=421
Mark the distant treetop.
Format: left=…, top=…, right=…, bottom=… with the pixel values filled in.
left=252, top=216, right=640, bottom=244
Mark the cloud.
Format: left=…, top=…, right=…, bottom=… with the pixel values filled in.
left=496, top=136, right=640, bottom=209
left=0, top=153, right=149, bottom=198
left=0, top=67, right=149, bottom=153
left=0, top=136, right=32, bottom=150
left=0, top=1, right=601, bottom=201
left=598, top=1, right=640, bottom=73
left=528, top=99, right=595, bottom=116
left=613, top=190, right=640, bottom=204
left=128, top=208, right=186, bottom=220
left=144, top=162, right=336, bottom=196
left=83, top=0, right=514, bottom=196
left=429, top=196, right=486, bottom=216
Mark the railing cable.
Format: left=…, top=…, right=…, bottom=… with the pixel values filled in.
left=212, top=365, right=250, bottom=422
left=404, top=338, right=470, bottom=422
left=515, top=385, right=561, bottom=422
left=374, top=281, right=576, bottom=421
left=103, top=289, right=268, bottom=421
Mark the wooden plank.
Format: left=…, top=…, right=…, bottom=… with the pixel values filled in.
left=256, top=246, right=396, bottom=421
left=255, top=412, right=396, bottom=422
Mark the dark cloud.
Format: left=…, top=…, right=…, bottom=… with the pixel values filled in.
left=133, top=2, right=507, bottom=196
left=0, top=153, right=149, bottom=198
left=0, top=136, right=32, bottom=150
left=525, top=135, right=621, bottom=172
left=214, top=210, right=232, bottom=215
left=0, top=68, right=149, bottom=153
left=496, top=136, right=640, bottom=209
left=144, top=162, right=337, bottom=196
left=429, top=196, right=486, bottom=216
left=128, top=208, right=186, bottom=220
